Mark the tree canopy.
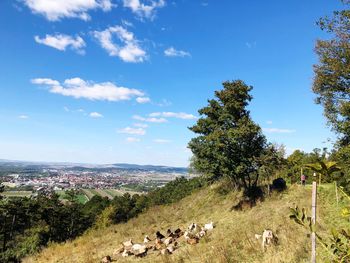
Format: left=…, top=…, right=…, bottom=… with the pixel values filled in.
left=312, top=0, right=350, bottom=145
left=188, top=80, right=267, bottom=192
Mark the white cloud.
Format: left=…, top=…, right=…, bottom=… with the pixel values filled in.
left=153, top=139, right=171, bottom=143
left=89, top=112, right=103, bottom=118
left=133, top=115, right=167, bottom=123
left=118, top=126, right=146, bottom=135
left=164, top=47, right=191, bottom=57
left=123, top=0, right=165, bottom=19
left=149, top=112, right=197, bottom=120
left=121, top=19, right=133, bottom=27
left=23, top=0, right=113, bottom=21
left=31, top=78, right=60, bottom=86
left=266, top=120, right=273, bottom=125
left=136, top=97, right=150, bottom=103
left=34, top=34, right=85, bottom=54
left=133, top=123, right=148, bottom=128
left=263, top=128, right=296, bottom=134
left=18, top=115, right=29, bottom=119
left=31, top=77, right=144, bottom=102
left=63, top=106, right=70, bottom=112
left=93, top=25, right=147, bottom=63
left=126, top=137, right=141, bottom=142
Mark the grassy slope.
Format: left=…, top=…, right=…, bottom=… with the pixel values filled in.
left=24, top=184, right=348, bottom=263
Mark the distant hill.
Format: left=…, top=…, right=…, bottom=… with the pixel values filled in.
left=111, top=163, right=187, bottom=173
left=0, top=159, right=188, bottom=173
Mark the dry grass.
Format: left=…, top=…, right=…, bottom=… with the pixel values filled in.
left=24, top=183, right=347, bottom=263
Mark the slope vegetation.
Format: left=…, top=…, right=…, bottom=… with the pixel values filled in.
left=24, top=184, right=348, bottom=263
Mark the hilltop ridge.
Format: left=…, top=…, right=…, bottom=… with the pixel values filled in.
left=23, top=183, right=348, bottom=263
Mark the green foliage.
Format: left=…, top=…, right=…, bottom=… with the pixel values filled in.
left=0, top=192, right=105, bottom=262
left=279, top=148, right=329, bottom=184
left=94, top=205, right=115, bottom=229
left=312, top=1, right=350, bottom=146
left=329, top=229, right=350, bottom=262
left=305, top=160, right=341, bottom=184
left=331, top=145, right=350, bottom=193
left=188, top=80, right=267, bottom=191
left=258, top=143, right=286, bottom=185
left=103, top=177, right=204, bottom=225
left=289, top=206, right=313, bottom=231
left=289, top=205, right=350, bottom=262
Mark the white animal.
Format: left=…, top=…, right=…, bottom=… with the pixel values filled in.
left=143, top=235, right=151, bottom=243
left=255, top=229, right=276, bottom=250
left=204, top=222, right=214, bottom=231
left=188, top=223, right=197, bottom=232
left=197, top=229, right=206, bottom=238
left=131, top=243, right=147, bottom=256
left=167, top=244, right=176, bottom=253
left=164, top=237, right=173, bottom=246
left=122, top=239, right=133, bottom=249
left=122, top=250, right=130, bottom=257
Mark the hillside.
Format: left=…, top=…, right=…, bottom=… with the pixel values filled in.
left=24, top=184, right=349, bottom=263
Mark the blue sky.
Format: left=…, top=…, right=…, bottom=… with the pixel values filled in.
left=0, top=0, right=342, bottom=167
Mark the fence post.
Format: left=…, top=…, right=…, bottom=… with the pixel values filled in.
left=311, top=181, right=317, bottom=263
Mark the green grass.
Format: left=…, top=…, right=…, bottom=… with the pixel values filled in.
left=76, top=194, right=89, bottom=204
left=55, top=191, right=89, bottom=204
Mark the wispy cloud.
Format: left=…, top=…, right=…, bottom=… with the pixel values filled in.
left=118, top=126, right=146, bottom=135
left=133, top=123, right=148, bottom=128
left=123, top=0, right=165, bottom=20
left=18, top=115, right=29, bottom=119
left=89, top=112, right=103, bottom=118
left=93, top=25, right=147, bottom=63
left=149, top=112, right=197, bottom=120
left=164, top=47, right=191, bottom=57
left=153, top=139, right=171, bottom=143
left=121, top=19, right=134, bottom=27
left=31, top=77, right=145, bottom=102
left=156, top=99, right=172, bottom=107
left=23, top=0, right=113, bottom=21
left=266, top=120, right=273, bottom=125
left=136, top=97, right=151, bottom=103
left=263, top=128, right=296, bottom=134
left=34, top=34, right=85, bottom=54
left=126, top=137, right=141, bottom=142
left=133, top=115, right=167, bottom=123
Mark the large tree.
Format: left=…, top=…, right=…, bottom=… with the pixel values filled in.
left=188, top=80, right=267, bottom=192
left=312, top=0, right=350, bottom=145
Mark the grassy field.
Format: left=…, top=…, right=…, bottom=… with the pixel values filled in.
left=2, top=191, right=32, bottom=197
left=23, top=183, right=350, bottom=263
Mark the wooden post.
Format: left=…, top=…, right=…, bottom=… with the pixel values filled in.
left=335, top=181, right=339, bottom=207
left=311, top=181, right=317, bottom=263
